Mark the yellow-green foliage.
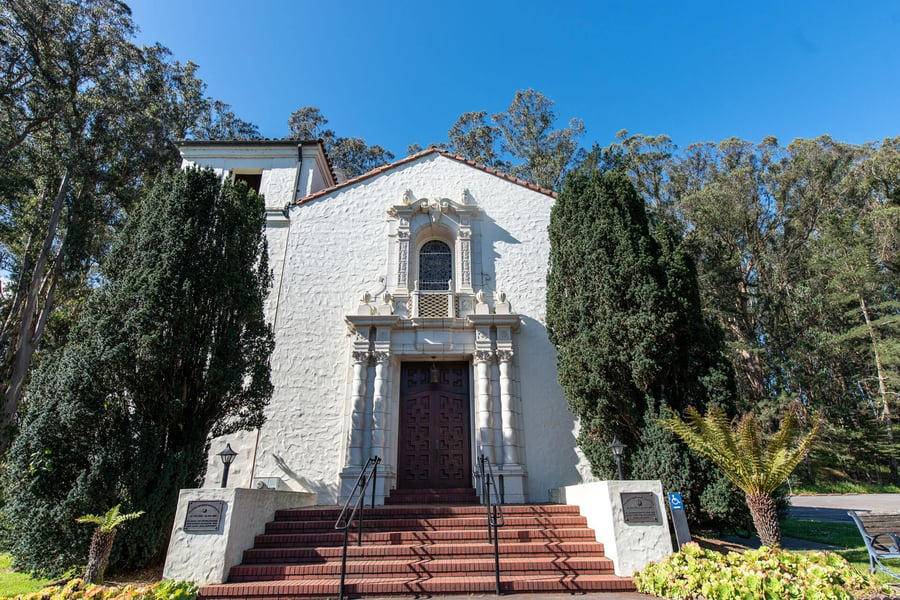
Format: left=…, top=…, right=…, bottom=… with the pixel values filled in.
left=634, top=543, right=886, bottom=600
left=8, top=578, right=197, bottom=600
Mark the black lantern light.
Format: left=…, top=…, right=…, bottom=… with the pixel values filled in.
left=430, top=356, right=440, bottom=384
left=609, top=436, right=626, bottom=480
left=217, top=443, right=238, bottom=488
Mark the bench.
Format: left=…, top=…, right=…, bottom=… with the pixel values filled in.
left=848, top=511, right=900, bottom=580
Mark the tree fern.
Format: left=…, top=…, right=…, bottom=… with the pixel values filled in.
left=664, top=406, right=821, bottom=547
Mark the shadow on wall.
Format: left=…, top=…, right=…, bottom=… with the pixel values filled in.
left=273, top=453, right=338, bottom=501
left=476, top=209, right=520, bottom=291
left=517, top=315, right=590, bottom=497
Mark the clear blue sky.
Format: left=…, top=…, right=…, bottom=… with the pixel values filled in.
left=128, top=0, right=900, bottom=157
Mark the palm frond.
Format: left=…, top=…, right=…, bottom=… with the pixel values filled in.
left=75, top=505, right=145, bottom=533
left=662, top=407, right=822, bottom=496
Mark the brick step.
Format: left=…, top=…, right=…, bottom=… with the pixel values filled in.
left=254, top=527, right=597, bottom=547
left=385, top=488, right=478, bottom=505
left=265, top=514, right=588, bottom=533
left=228, top=556, right=616, bottom=582
left=265, top=515, right=587, bottom=534
left=274, top=504, right=580, bottom=521
left=200, top=574, right=635, bottom=599
left=242, top=541, right=606, bottom=564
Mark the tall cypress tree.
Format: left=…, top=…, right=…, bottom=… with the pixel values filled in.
left=547, top=169, right=669, bottom=474
left=2, top=168, right=274, bottom=575
left=548, top=168, right=742, bottom=526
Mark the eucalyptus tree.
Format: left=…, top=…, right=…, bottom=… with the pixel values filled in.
left=285, top=106, right=393, bottom=178
left=493, top=89, right=585, bottom=190
left=442, top=111, right=509, bottom=170
left=0, top=0, right=256, bottom=453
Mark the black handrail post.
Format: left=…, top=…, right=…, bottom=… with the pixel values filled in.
left=339, top=526, right=350, bottom=600
left=335, top=456, right=380, bottom=600
left=492, top=503, right=501, bottom=595
left=371, top=456, right=378, bottom=509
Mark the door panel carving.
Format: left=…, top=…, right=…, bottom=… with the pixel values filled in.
left=398, top=362, right=471, bottom=489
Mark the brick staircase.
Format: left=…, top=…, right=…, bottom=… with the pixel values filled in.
left=198, top=497, right=635, bottom=599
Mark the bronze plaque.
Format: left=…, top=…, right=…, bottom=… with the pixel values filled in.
left=184, top=500, right=226, bottom=532
left=620, top=492, right=661, bottom=524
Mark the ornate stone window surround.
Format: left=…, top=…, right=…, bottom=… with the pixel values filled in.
left=388, top=191, right=478, bottom=298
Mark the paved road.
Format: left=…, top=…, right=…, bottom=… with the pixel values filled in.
left=788, top=493, right=900, bottom=523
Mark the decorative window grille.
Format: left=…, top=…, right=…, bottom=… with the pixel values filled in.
left=418, top=293, right=449, bottom=317
left=419, top=240, right=452, bottom=291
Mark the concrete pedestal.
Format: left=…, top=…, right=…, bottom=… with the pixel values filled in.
left=560, top=480, right=673, bottom=576
left=163, top=487, right=317, bottom=585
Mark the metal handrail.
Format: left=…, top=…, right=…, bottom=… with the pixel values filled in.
left=335, top=456, right=381, bottom=600
left=478, top=454, right=504, bottom=595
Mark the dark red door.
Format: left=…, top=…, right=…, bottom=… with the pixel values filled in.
left=398, top=362, right=471, bottom=489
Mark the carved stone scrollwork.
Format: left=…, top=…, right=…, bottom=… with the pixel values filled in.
left=371, top=351, right=390, bottom=364
left=351, top=351, right=370, bottom=364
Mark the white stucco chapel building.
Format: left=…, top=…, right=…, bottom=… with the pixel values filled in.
left=181, top=140, right=597, bottom=506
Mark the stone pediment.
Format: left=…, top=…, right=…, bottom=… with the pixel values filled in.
left=387, top=189, right=480, bottom=223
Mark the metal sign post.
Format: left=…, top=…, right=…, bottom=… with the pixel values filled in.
left=667, top=492, right=692, bottom=549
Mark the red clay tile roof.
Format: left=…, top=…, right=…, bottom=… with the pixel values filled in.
left=295, top=148, right=556, bottom=206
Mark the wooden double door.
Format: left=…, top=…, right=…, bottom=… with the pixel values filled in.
left=397, top=362, right=472, bottom=489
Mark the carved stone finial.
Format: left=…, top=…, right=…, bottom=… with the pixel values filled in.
left=377, top=292, right=394, bottom=315
left=494, top=289, right=512, bottom=314
left=460, top=189, right=469, bottom=205
left=357, top=292, right=375, bottom=316
left=474, top=289, right=490, bottom=314
left=402, top=190, right=412, bottom=205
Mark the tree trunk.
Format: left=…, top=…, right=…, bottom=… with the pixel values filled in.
left=859, top=294, right=899, bottom=485
left=0, top=168, right=71, bottom=455
left=84, top=529, right=116, bottom=584
left=745, top=491, right=781, bottom=548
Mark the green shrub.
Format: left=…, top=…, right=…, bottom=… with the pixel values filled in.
left=634, top=542, right=887, bottom=599
left=8, top=578, right=197, bottom=600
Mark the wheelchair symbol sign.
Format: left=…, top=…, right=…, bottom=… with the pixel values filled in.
left=668, top=493, right=684, bottom=511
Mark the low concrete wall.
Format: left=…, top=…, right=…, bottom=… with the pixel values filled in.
left=560, top=480, right=673, bottom=576
left=163, top=488, right=317, bottom=585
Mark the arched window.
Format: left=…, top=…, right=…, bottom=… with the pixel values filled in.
left=418, top=240, right=452, bottom=290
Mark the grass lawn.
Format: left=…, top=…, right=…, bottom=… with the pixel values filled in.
left=0, top=553, right=50, bottom=598
left=789, top=481, right=900, bottom=495
left=780, top=518, right=900, bottom=586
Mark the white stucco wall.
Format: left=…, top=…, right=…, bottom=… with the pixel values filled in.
left=181, top=147, right=597, bottom=502
left=233, top=153, right=594, bottom=503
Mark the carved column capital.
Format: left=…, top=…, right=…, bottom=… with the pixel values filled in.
left=496, top=349, right=514, bottom=363
left=474, top=350, right=494, bottom=363
left=371, top=351, right=391, bottom=364
left=351, top=351, right=370, bottom=364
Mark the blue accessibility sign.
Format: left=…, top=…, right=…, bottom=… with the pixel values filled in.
left=668, top=492, right=684, bottom=511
